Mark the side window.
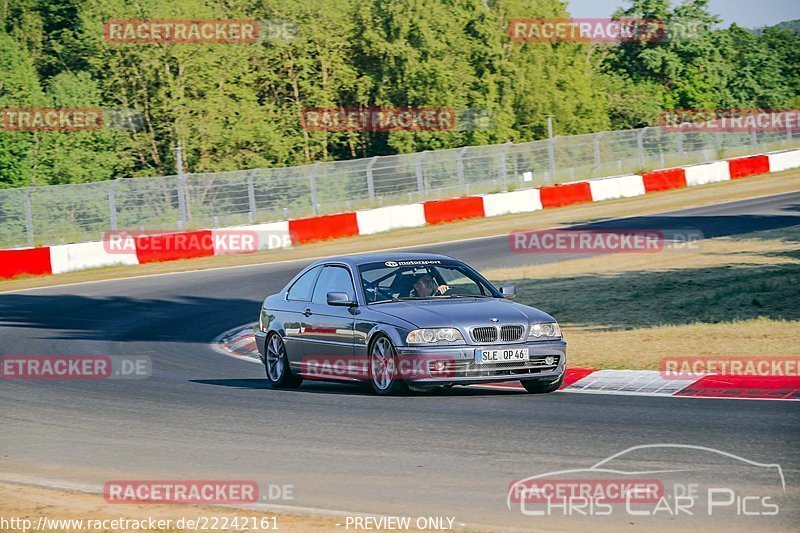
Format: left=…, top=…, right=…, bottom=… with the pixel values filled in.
left=438, top=267, right=485, bottom=295
left=312, top=266, right=356, bottom=304
left=286, top=266, right=321, bottom=301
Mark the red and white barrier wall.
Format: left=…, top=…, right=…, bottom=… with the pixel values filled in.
left=2, top=148, right=799, bottom=280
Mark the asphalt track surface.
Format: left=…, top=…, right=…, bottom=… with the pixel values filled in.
left=1, top=191, right=799, bottom=531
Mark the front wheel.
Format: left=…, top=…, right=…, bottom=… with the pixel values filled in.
left=368, top=335, right=409, bottom=396
left=264, top=333, right=302, bottom=388
left=520, top=374, right=564, bottom=394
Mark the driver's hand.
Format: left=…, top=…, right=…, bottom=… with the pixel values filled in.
left=437, top=284, right=450, bottom=294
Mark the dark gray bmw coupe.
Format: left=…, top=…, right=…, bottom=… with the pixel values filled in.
left=254, top=253, right=566, bottom=395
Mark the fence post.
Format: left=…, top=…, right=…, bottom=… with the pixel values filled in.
left=175, top=141, right=188, bottom=228
left=499, top=142, right=512, bottom=192
left=457, top=146, right=468, bottom=193
left=24, top=189, right=34, bottom=246
left=416, top=151, right=426, bottom=198
left=750, top=128, right=758, bottom=149
left=309, top=163, right=320, bottom=215
left=108, top=179, right=120, bottom=230
left=593, top=132, right=604, bottom=168
left=714, top=130, right=723, bottom=153
left=246, top=170, right=257, bottom=224
left=548, top=137, right=557, bottom=180
left=677, top=130, right=684, bottom=154
left=366, top=156, right=378, bottom=203
left=176, top=175, right=188, bottom=229
left=788, top=123, right=793, bottom=143
left=637, top=127, right=646, bottom=167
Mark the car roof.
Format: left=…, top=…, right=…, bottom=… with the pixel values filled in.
left=308, top=252, right=456, bottom=268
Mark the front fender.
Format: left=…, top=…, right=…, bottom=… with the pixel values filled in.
left=365, top=323, right=408, bottom=350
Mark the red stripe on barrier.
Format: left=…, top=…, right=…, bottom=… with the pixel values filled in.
left=423, top=196, right=485, bottom=225
left=675, top=375, right=800, bottom=400
left=0, top=247, right=52, bottom=279
left=641, top=168, right=687, bottom=192
left=134, top=230, right=214, bottom=264
left=540, top=182, right=593, bottom=208
left=288, top=212, right=359, bottom=244
left=728, top=155, right=770, bottom=179
left=561, top=368, right=597, bottom=388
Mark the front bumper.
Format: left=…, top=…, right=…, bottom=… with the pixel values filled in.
left=396, top=340, right=566, bottom=385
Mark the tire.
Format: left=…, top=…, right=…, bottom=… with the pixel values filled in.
left=368, top=335, right=409, bottom=396
left=520, top=374, right=564, bottom=394
left=264, top=333, right=302, bottom=388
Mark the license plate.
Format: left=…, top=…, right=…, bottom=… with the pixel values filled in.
left=475, top=348, right=529, bottom=363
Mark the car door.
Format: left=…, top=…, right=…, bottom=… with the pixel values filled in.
left=301, top=265, right=358, bottom=373
left=282, top=265, right=322, bottom=365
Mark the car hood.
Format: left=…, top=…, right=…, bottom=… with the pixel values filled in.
left=370, top=298, right=556, bottom=328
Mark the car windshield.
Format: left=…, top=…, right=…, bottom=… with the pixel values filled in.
left=358, top=260, right=499, bottom=303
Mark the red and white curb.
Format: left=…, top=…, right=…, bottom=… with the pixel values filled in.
left=3, top=148, right=800, bottom=280
left=213, top=324, right=800, bottom=401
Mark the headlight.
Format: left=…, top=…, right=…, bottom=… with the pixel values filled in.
left=406, top=328, right=464, bottom=344
left=529, top=322, right=561, bottom=339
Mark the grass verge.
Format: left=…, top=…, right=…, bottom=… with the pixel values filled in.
left=483, top=225, right=800, bottom=369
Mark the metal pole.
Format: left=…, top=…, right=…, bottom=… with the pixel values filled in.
left=175, top=142, right=187, bottom=228
left=416, top=151, right=426, bottom=198
left=677, top=130, right=684, bottom=154
left=500, top=142, right=512, bottom=192
left=750, top=129, right=758, bottom=149
left=246, top=171, right=257, bottom=224
left=309, top=163, right=320, bottom=215
left=546, top=116, right=556, bottom=180
left=108, top=179, right=120, bottom=230
left=457, top=146, right=468, bottom=193
left=594, top=132, right=603, bottom=168
left=24, top=189, right=34, bottom=246
left=366, top=156, right=378, bottom=202
left=637, top=128, right=646, bottom=167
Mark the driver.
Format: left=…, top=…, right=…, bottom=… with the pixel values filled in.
left=410, top=273, right=449, bottom=297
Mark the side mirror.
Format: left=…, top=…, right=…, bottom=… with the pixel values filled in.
left=327, top=291, right=356, bottom=306
left=500, top=286, right=516, bottom=299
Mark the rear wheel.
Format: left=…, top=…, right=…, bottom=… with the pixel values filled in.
left=520, top=374, right=564, bottom=394
left=264, top=333, right=302, bottom=388
left=369, top=335, right=409, bottom=396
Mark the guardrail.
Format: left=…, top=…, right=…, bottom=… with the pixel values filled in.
left=1, top=125, right=797, bottom=248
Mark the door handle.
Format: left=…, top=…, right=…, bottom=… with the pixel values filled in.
left=303, top=308, right=313, bottom=317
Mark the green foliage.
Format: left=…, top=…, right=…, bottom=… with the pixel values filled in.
left=0, top=0, right=797, bottom=188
